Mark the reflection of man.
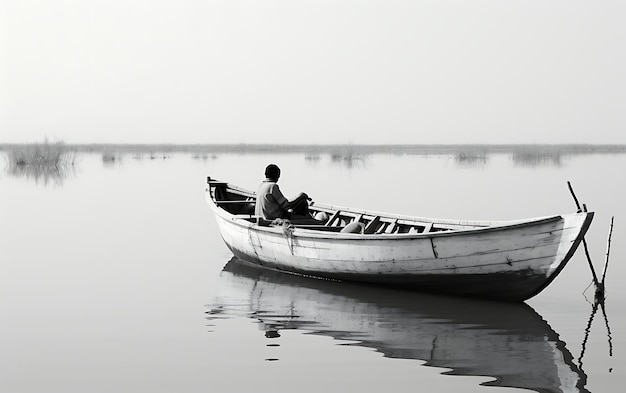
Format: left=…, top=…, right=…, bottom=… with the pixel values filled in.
left=255, top=164, right=314, bottom=222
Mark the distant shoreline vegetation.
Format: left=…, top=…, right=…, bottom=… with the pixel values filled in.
left=1, top=139, right=77, bottom=185
left=2, top=139, right=77, bottom=166
left=2, top=143, right=626, bottom=181
left=2, top=143, right=626, bottom=172
left=2, top=143, right=626, bottom=156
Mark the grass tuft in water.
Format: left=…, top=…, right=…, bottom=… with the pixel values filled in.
left=511, top=147, right=562, bottom=167
left=3, top=139, right=77, bottom=185
left=5, top=138, right=76, bottom=167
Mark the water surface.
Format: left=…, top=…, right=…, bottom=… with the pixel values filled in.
left=1, top=150, right=623, bottom=392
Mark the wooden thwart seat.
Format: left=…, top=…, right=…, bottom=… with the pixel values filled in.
left=381, top=219, right=398, bottom=234
left=363, top=216, right=381, bottom=234
left=325, top=211, right=342, bottom=226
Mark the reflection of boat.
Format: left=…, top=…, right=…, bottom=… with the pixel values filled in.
left=207, top=258, right=590, bottom=393
left=206, top=178, right=593, bottom=301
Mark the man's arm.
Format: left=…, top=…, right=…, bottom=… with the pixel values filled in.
left=285, top=192, right=309, bottom=210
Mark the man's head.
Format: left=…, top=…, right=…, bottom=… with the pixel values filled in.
left=265, top=164, right=281, bottom=181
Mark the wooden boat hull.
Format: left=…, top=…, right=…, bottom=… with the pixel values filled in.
left=207, top=180, right=594, bottom=301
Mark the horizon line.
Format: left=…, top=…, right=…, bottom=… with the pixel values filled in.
left=2, top=142, right=626, bottom=147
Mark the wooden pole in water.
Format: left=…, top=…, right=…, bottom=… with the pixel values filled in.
left=582, top=238, right=601, bottom=290
left=600, top=216, right=615, bottom=286
left=567, top=181, right=601, bottom=289
left=567, top=181, right=583, bottom=213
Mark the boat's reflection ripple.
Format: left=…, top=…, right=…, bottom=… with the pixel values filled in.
left=206, top=257, right=590, bottom=393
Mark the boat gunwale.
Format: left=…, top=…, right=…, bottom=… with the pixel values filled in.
left=214, top=208, right=568, bottom=240
left=206, top=185, right=581, bottom=241
left=207, top=181, right=524, bottom=227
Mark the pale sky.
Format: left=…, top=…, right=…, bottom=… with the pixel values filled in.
left=1, top=0, right=625, bottom=144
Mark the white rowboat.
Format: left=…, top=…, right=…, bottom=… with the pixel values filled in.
left=206, top=177, right=593, bottom=301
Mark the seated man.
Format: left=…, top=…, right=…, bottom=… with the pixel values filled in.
left=255, top=164, right=320, bottom=224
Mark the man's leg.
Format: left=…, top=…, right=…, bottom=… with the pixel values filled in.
left=291, top=199, right=310, bottom=216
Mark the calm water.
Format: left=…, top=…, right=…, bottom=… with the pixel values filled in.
left=1, top=151, right=623, bottom=392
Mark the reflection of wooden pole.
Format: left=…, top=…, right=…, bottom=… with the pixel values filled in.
left=599, top=300, right=614, bottom=357
left=580, top=298, right=614, bottom=370
left=578, top=299, right=599, bottom=369
left=601, top=216, right=615, bottom=286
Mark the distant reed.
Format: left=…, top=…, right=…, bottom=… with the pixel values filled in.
left=3, top=139, right=77, bottom=185
left=101, top=151, right=121, bottom=165
left=455, top=150, right=488, bottom=166
left=511, top=147, right=562, bottom=167
left=5, top=139, right=76, bottom=167
left=329, top=147, right=366, bottom=169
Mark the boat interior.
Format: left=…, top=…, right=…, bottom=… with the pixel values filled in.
left=208, top=178, right=484, bottom=235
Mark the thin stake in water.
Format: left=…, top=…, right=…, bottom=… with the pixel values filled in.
left=601, top=216, right=615, bottom=287
left=567, top=181, right=601, bottom=289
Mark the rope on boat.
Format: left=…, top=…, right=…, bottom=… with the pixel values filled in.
left=272, top=218, right=295, bottom=254
left=247, top=228, right=261, bottom=258
left=429, top=237, right=439, bottom=259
